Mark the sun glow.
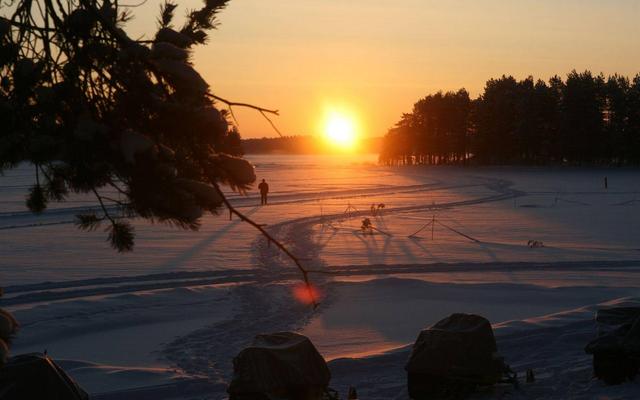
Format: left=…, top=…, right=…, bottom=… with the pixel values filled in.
left=323, top=111, right=358, bottom=151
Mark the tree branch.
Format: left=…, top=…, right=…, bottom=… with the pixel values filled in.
left=259, top=109, right=284, bottom=137
left=207, top=94, right=284, bottom=137
left=211, top=182, right=318, bottom=308
left=208, top=94, right=279, bottom=115
left=4, top=19, right=58, bottom=33
left=92, top=188, right=116, bottom=224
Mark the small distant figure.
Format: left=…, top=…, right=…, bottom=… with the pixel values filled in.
left=371, top=203, right=386, bottom=216
left=348, top=386, right=358, bottom=399
left=361, top=217, right=373, bottom=234
left=604, top=176, right=608, bottom=190
left=258, top=178, right=269, bottom=205
left=527, top=240, right=544, bottom=248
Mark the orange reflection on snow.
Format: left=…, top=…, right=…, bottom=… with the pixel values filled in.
left=292, top=283, right=322, bottom=305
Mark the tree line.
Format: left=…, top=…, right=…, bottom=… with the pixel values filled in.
left=379, top=71, right=640, bottom=165
left=241, top=135, right=382, bottom=154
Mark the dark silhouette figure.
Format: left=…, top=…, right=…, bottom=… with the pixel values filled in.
left=361, top=218, right=373, bottom=234
left=604, top=176, right=608, bottom=189
left=258, top=179, right=269, bottom=205
left=526, top=369, right=536, bottom=383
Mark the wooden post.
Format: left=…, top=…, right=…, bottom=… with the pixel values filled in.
left=431, top=214, right=435, bottom=240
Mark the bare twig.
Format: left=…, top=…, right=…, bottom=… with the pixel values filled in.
left=4, top=19, right=57, bottom=33
left=208, top=94, right=279, bottom=115
left=119, top=0, right=148, bottom=7
left=105, top=180, right=130, bottom=197
left=211, top=182, right=318, bottom=308
left=259, top=109, right=284, bottom=137
left=100, top=196, right=130, bottom=206
left=92, top=188, right=116, bottom=224
left=208, top=94, right=285, bottom=137
left=227, top=106, right=240, bottom=127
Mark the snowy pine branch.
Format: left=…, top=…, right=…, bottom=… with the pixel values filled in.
left=0, top=0, right=316, bottom=300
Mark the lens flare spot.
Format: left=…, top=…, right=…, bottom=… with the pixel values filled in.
left=292, top=283, right=321, bottom=305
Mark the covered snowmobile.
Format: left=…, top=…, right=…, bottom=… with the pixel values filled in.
left=405, top=313, right=513, bottom=399
left=585, top=306, right=640, bottom=384
left=0, top=352, right=89, bottom=400
left=228, top=332, right=333, bottom=400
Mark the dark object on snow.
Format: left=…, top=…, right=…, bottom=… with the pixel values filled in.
left=228, top=332, right=331, bottom=400
left=405, top=313, right=513, bottom=399
left=527, top=240, right=544, bottom=248
left=0, top=353, right=88, bottom=400
left=526, top=369, right=535, bottom=383
left=585, top=306, right=640, bottom=385
left=361, top=218, right=373, bottom=234
left=258, top=179, right=269, bottom=206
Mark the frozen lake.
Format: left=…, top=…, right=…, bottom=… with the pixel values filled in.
left=2, top=156, right=640, bottom=399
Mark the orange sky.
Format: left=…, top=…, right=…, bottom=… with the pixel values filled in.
left=129, top=0, right=640, bottom=139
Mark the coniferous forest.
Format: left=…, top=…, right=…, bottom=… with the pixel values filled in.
left=379, top=71, right=640, bottom=166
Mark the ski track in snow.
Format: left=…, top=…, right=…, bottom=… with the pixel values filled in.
left=152, top=176, right=528, bottom=396
left=3, top=175, right=514, bottom=397
left=0, top=180, right=460, bottom=230
left=4, top=171, right=640, bottom=399
left=1, top=175, right=516, bottom=307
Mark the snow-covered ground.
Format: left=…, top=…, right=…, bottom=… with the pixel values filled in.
left=2, top=155, right=640, bottom=399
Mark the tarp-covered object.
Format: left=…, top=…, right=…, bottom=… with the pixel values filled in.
left=585, top=307, right=640, bottom=384
left=406, top=314, right=509, bottom=399
left=0, top=353, right=88, bottom=400
left=228, top=332, right=331, bottom=400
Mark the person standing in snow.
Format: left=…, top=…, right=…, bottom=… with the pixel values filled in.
left=259, top=179, right=270, bottom=205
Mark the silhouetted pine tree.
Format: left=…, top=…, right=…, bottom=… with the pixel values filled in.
left=476, top=76, right=519, bottom=164
left=560, top=71, right=605, bottom=163
left=627, top=76, right=640, bottom=163
left=0, top=0, right=261, bottom=251
left=379, top=90, right=470, bottom=165
left=380, top=71, right=640, bottom=166
left=605, top=75, right=631, bottom=164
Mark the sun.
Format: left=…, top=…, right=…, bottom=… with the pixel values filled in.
left=324, top=112, right=358, bottom=150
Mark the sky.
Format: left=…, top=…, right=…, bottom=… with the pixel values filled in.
left=130, top=0, right=640, bottom=139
